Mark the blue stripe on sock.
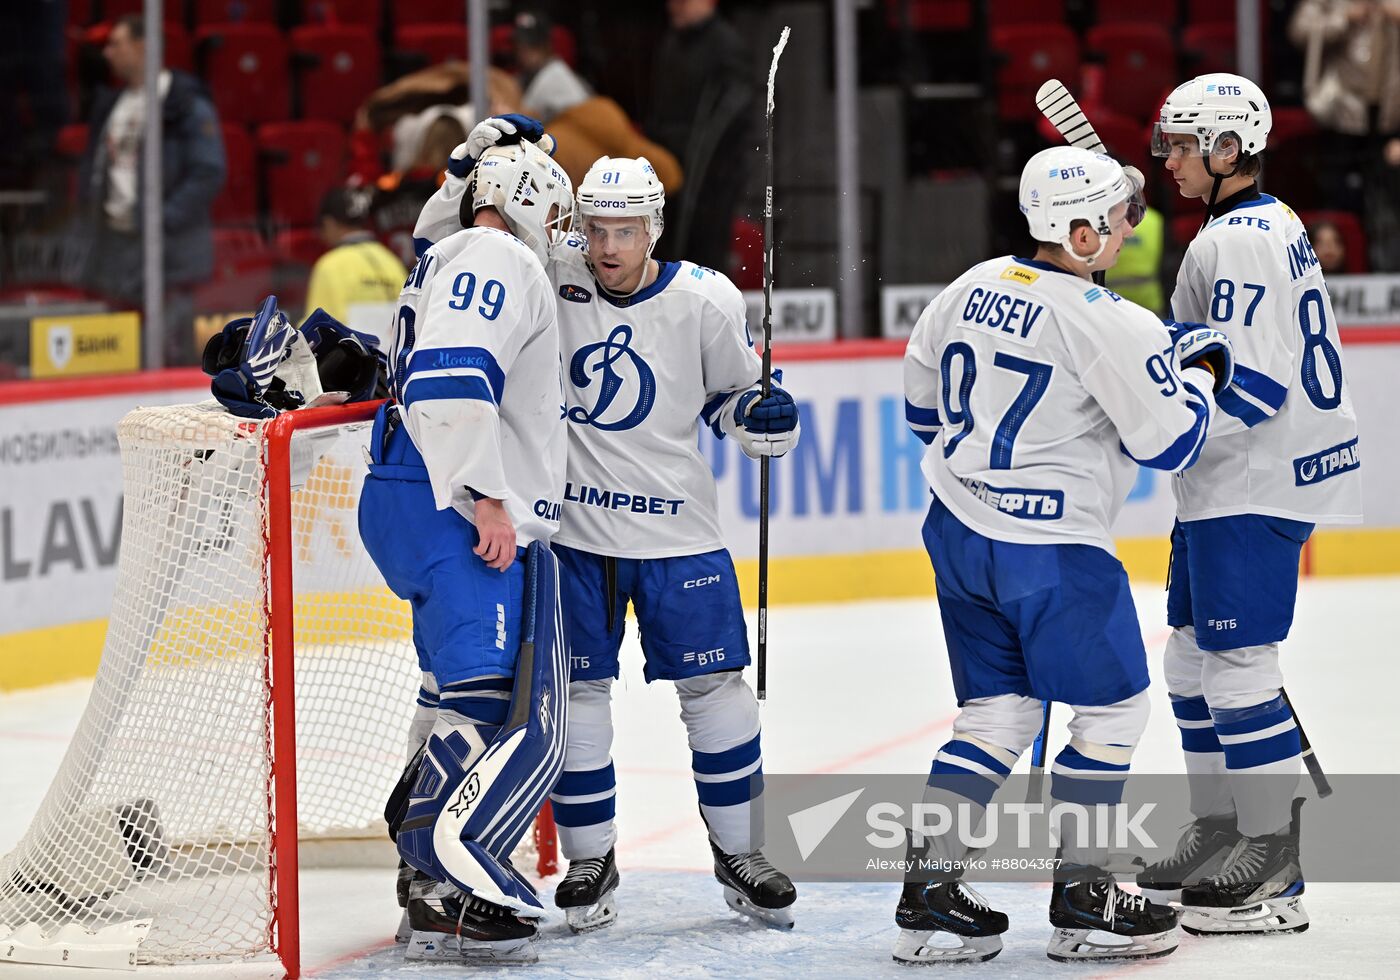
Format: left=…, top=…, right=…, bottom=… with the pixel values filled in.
left=1051, top=773, right=1127, bottom=807
left=692, top=734, right=761, bottom=776
left=928, top=764, right=1001, bottom=808
left=1179, top=726, right=1224, bottom=753
left=1054, top=746, right=1130, bottom=773
left=554, top=763, right=615, bottom=797
left=550, top=797, right=615, bottom=828
left=696, top=772, right=763, bottom=807
left=1223, top=727, right=1302, bottom=770
left=939, top=739, right=1013, bottom=776
left=1170, top=694, right=1211, bottom=722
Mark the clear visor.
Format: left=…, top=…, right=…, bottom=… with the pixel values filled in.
left=1123, top=166, right=1147, bottom=229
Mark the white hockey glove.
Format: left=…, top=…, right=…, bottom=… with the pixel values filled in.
left=724, top=386, right=801, bottom=459
left=447, top=114, right=551, bottom=179
left=1173, top=327, right=1235, bottom=395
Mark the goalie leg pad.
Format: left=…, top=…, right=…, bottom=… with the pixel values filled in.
left=397, top=542, right=568, bottom=914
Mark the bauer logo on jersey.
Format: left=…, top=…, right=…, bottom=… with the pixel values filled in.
left=957, top=477, right=1064, bottom=520
left=1000, top=266, right=1040, bottom=286
left=1293, top=437, right=1360, bottom=487
left=559, top=283, right=593, bottom=303
left=567, top=323, right=657, bottom=430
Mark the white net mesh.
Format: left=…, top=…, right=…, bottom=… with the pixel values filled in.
left=0, top=402, right=548, bottom=968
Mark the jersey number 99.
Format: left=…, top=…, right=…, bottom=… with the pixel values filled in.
left=447, top=272, right=507, bottom=321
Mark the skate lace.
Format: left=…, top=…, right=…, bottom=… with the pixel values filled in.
left=1160, top=821, right=1204, bottom=870
left=1208, top=838, right=1267, bottom=887
left=955, top=882, right=992, bottom=912
left=562, top=856, right=608, bottom=885
left=1098, top=882, right=1146, bottom=926
left=731, top=851, right=782, bottom=886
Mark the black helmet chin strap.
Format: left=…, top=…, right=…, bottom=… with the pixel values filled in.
left=1201, top=135, right=1244, bottom=228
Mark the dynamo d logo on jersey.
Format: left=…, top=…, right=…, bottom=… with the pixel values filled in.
left=567, top=323, right=657, bottom=430
left=1293, top=437, right=1360, bottom=487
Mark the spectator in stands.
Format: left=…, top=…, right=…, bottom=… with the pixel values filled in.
left=306, top=187, right=407, bottom=347
left=647, top=0, right=753, bottom=274
left=1107, top=204, right=1166, bottom=315
left=369, top=113, right=468, bottom=265
left=1308, top=219, right=1351, bottom=274
left=513, top=10, right=591, bottom=123
left=77, top=14, right=225, bottom=367
left=1290, top=0, right=1400, bottom=268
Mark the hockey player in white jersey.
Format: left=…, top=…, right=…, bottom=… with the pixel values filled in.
left=544, top=155, right=800, bottom=933
left=899, top=146, right=1235, bottom=964
left=1136, top=74, right=1362, bottom=936
left=358, top=139, right=573, bottom=963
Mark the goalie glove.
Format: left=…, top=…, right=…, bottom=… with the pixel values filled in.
left=203, top=296, right=323, bottom=419
left=447, top=114, right=552, bottom=178
left=298, top=308, right=390, bottom=404
left=1173, top=327, right=1235, bottom=395
left=722, top=385, right=801, bottom=459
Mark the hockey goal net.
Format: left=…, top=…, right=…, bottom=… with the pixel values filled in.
left=0, top=401, right=556, bottom=975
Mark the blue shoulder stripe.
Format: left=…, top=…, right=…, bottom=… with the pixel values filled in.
left=406, top=346, right=505, bottom=403
left=904, top=399, right=941, bottom=427
left=401, top=374, right=497, bottom=410
left=1230, top=362, right=1288, bottom=412
left=1215, top=388, right=1270, bottom=427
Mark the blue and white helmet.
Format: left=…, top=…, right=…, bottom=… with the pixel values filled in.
left=1152, top=73, right=1272, bottom=161
left=1019, top=146, right=1137, bottom=265
left=576, top=156, right=666, bottom=260
left=469, top=139, right=575, bottom=267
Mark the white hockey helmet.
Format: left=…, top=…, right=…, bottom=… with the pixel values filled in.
left=467, top=139, right=575, bottom=267
left=1152, top=73, right=1272, bottom=164
left=1019, top=146, right=1138, bottom=266
left=576, top=156, right=666, bottom=260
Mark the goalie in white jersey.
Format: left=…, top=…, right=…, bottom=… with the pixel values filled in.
left=897, top=146, right=1235, bottom=964
left=358, top=139, right=572, bottom=963
left=1136, top=74, right=1362, bottom=937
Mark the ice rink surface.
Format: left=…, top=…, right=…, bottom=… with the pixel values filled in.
left=2, top=577, right=1396, bottom=978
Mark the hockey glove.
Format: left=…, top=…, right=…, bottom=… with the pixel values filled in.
left=448, top=114, right=548, bottom=178
left=205, top=296, right=321, bottom=418
left=1173, top=327, right=1235, bottom=395
left=1161, top=318, right=1207, bottom=344
left=731, top=386, right=801, bottom=459
left=299, top=308, right=390, bottom=403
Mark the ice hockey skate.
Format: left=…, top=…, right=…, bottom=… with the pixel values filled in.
left=1137, top=813, right=1243, bottom=903
left=893, top=877, right=1009, bottom=965
left=555, top=848, right=620, bottom=933
left=1046, top=867, right=1180, bottom=962
left=711, top=839, right=796, bottom=929
left=1180, top=800, right=1308, bottom=936
left=403, top=877, right=539, bottom=965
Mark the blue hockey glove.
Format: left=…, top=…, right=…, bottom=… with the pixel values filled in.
left=1161, top=318, right=1207, bottom=344
left=730, top=386, right=801, bottom=458
left=447, top=114, right=548, bottom=178
left=1173, top=327, right=1235, bottom=395
left=299, top=308, right=389, bottom=403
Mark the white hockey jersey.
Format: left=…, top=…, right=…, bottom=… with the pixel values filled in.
left=1171, top=193, right=1362, bottom=524
left=549, top=238, right=761, bottom=558
left=389, top=226, right=566, bottom=547
left=905, top=256, right=1218, bottom=552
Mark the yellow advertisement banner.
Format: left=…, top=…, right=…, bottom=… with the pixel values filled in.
left=30, top=312, right=141, bottom=377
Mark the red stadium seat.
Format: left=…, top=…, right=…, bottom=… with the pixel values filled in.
left=258, top=121, right=348, bottom=227
left=291, top=24, right=380, bottom=125
left=1298, top=210, right=1367, bottom=274
left=988, top=0, right=1066, bottom=25
left=730, top=217, right=763, bottom=291
left=302, top=0, right=384, bottom=28
left=395, top=0, right=465, bottom=26
left=988, top=25, right=1079, bottom=122
left=1170, top=211, right=1206, bottom=247
left=213, top=123, right=258, bottom=225
left=883, top=1, right=973, bottom=32
left=164, top=23, right=194, bottom=73
left=191, top=1, right=278, bottom=25
left=1268, top=107, right=1318, bottom=146
left=1086, top=23, right=1177, bottom=121
left=1185, top=0, right=1238, bottom=24
left=275, top=227, right=329, bottom=268
left=197, top=23, right=290, bottom=126
left=55, top=123, right=89, bottom=159
left=69, top=0, right=96, bottom=27
left=394, top=23, right=467, bottom=67
left=197, top=228, right=279, bottom=314
left=101, top=0, right=183, bottom=22
left=1182, top=23, right=1236, bottom=75
left=1093, top=0, right=1180, bottom=28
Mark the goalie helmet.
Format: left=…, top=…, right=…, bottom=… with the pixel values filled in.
left=1019, top=147, right=1139, bottom=266
left=575, top=156, right=666, bottom=261
left=1152, top=73, right=1272, bottom=162
left=466, top=139, right=574, bottom=267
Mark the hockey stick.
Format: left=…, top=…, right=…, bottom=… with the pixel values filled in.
left=1034, top=78, right=1109, bottom=288
left=1280, top=687, right=1333, bottom=798
left=1026, top=700, right=1051, bottom=802
left=756, top=25, right=790, bottom=702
